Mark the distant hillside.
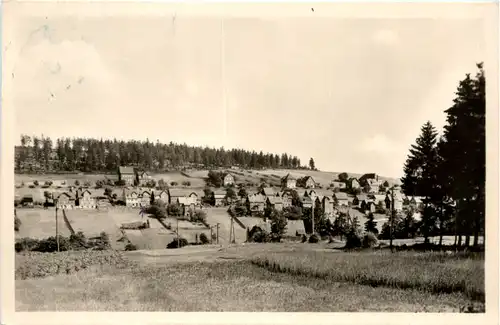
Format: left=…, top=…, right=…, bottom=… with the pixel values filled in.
left=14, top=135, right=306, bottom=174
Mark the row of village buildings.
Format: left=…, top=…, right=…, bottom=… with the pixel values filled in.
left=20, top=183, right=422, bottom=219
left=17, top=168, right=424, bottom=216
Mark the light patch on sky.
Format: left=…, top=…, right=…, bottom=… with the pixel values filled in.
left=7, top=8, right=487, bottom=179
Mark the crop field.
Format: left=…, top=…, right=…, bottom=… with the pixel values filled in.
left=107, top=207, right=145, bottom=227
left=64, top=209, right=123, bottom=249
left=15, top=244, right=484, bottom=312
left=149, top=172, right=206, bottom=188
left=15, top=173, right=116, bottom=185
left=15, top=208, right=71, bottom=239
left=123, top=229, right=177, bottom=250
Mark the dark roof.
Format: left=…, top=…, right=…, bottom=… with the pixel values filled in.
left=282, top=173, right=296, bottom=181
left=118, top=166, right=135, bottom=175
left=359, top=173, right=377, bottom=181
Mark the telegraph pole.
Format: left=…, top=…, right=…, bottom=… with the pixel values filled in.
left=216, top=223, right=220, bottom=244
left=390, top=187, right=395, bottom=253
left=55, top=200, right=60, bottom=252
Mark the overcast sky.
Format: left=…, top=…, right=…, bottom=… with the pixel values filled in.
left=8, top=5, right=486, bottom=178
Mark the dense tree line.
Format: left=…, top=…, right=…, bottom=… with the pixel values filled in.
left=15, top=136, right=305, bottom=173
left=399, top=63, right=485, bottom=247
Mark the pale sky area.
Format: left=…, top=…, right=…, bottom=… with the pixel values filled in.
left=8, top=6, right=486, bottom=178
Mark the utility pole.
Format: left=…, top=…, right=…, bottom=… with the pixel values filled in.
left=390, top=187, right=395, bottom=253
left=216, top=223, right=220, bottom=244
left=55, top=201, right=60, bottom=252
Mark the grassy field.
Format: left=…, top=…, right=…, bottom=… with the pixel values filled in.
left=15, top=208, right=71, bottom=239
left=15, top=243, right=484, bottom=312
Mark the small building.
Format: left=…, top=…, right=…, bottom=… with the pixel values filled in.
left=21, top=194, right=34, bottom=207
left=137, top=171, right=151, bottom=185
left=123, top=189, right=141, bottom=208
left=281, top=174, right=297, bottom=189
left=324, top=196, right=336, bottom=217
left=156, top=190, right=170, bottom=204
left=56, top=192, right=76, bottom=209
left=266, top=196, right=284, bottom=211
left=280, top=191, right=293, bottom=208
left=303, top=176, right=316, bottom=189
left=353, top=194, right=367, bottom=208
left=301, top=196, right=313, bottom=209
left=140, top=190, right=152, bottom=208
left=223, top=173, right=235, bottom=187
left=246, top=194, right=266, bottom=214
left=385, top=192, right=403, bottom=211
left=348, top=178, right=360, bottom=189
left=79, top=189, right=97, bottom=209
left=118, top=166, right=136, bottom=185
left=333, top=192, right=349, bottom=206
left=260, top=187, right=276, bottom=197
left=214, top=190, right=226, bottom=207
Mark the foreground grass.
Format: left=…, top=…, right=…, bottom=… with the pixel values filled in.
left=250, top=250, right=485, bottom=302
left=16, top=260, right=475, bottom=312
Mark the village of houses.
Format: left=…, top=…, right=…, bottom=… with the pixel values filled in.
left=15, top=166, right=424, bottom=250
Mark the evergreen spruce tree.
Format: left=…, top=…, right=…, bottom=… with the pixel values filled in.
left=438, top=63, right=485, bottom=247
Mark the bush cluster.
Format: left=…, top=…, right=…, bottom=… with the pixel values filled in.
left=15, top=232, right=111, bottom=253
left=15, top=250, right=134, bottom=280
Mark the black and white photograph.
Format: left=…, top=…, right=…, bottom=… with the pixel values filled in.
left=1, top=1, right=498, bottom=322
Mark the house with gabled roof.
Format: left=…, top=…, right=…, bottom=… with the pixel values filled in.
left=385, top=191, right=403, bottom=211
left=266, top=196, right=284, bottom=211
left=322, top=195, right=335, bottom=216
left=223, top=173, right=235, bottom=187
left=260, top=187, right=276, bottom=197
left=347, top=178, right=360, bottom=189
left=56, top=192, right=76, bottom=209
left=281, top=174, right=297, bottom=189
left=301, top=196, right=313, bottom=209
left=302, top=176, right=316, bottom=189
left=123, top=189, right=140, bottom=208
left=137, top=171, right=151, bottom=185
left=78, top=189, right=97, bottom=209
left=213, top=189, right=226, bottom=207
left=118, top=166, right=136, bottom=185
left=246, top=194, right=266, bottom=214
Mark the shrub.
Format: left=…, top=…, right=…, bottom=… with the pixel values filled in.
left=125, top=243, right=138, bottom=251
left=14, top=215, right=22, bottom=232
left=182, top=181, right=191, bottom=186
left=146, top=204, right=167, bottom=219
left=115, top=180, right=126, bottom=186
left=301, top=234, right=308, bottom=243
left=15, top=238, right=40, bottom=252
left=29, top=185, right=36, bottom=189
left=74, top=180, right=80, bottom=186
left=199, top=233, right=209, bottom=244
left=248, top=226, right=269, bottom=243
left=33, top=236, right=70, bottom=252
left=308, top=234, right=319, bottom=243
left=191, top=210, right=207, bottom=223
left=167, top=237, right=188, bottom=249
left=170, top=181, right=178, bottom=186
left=345, top=231, right=363, bottom=249
left=33, top=180, right=39, bottom=186
left=362, top=232, right=379, bottom=248
left=167, top=203, right=183, bottom=217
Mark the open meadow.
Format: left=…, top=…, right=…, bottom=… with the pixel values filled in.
left=15, top=243, right=484, bottom=312
left=15, top=208, right=71, bottom=239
